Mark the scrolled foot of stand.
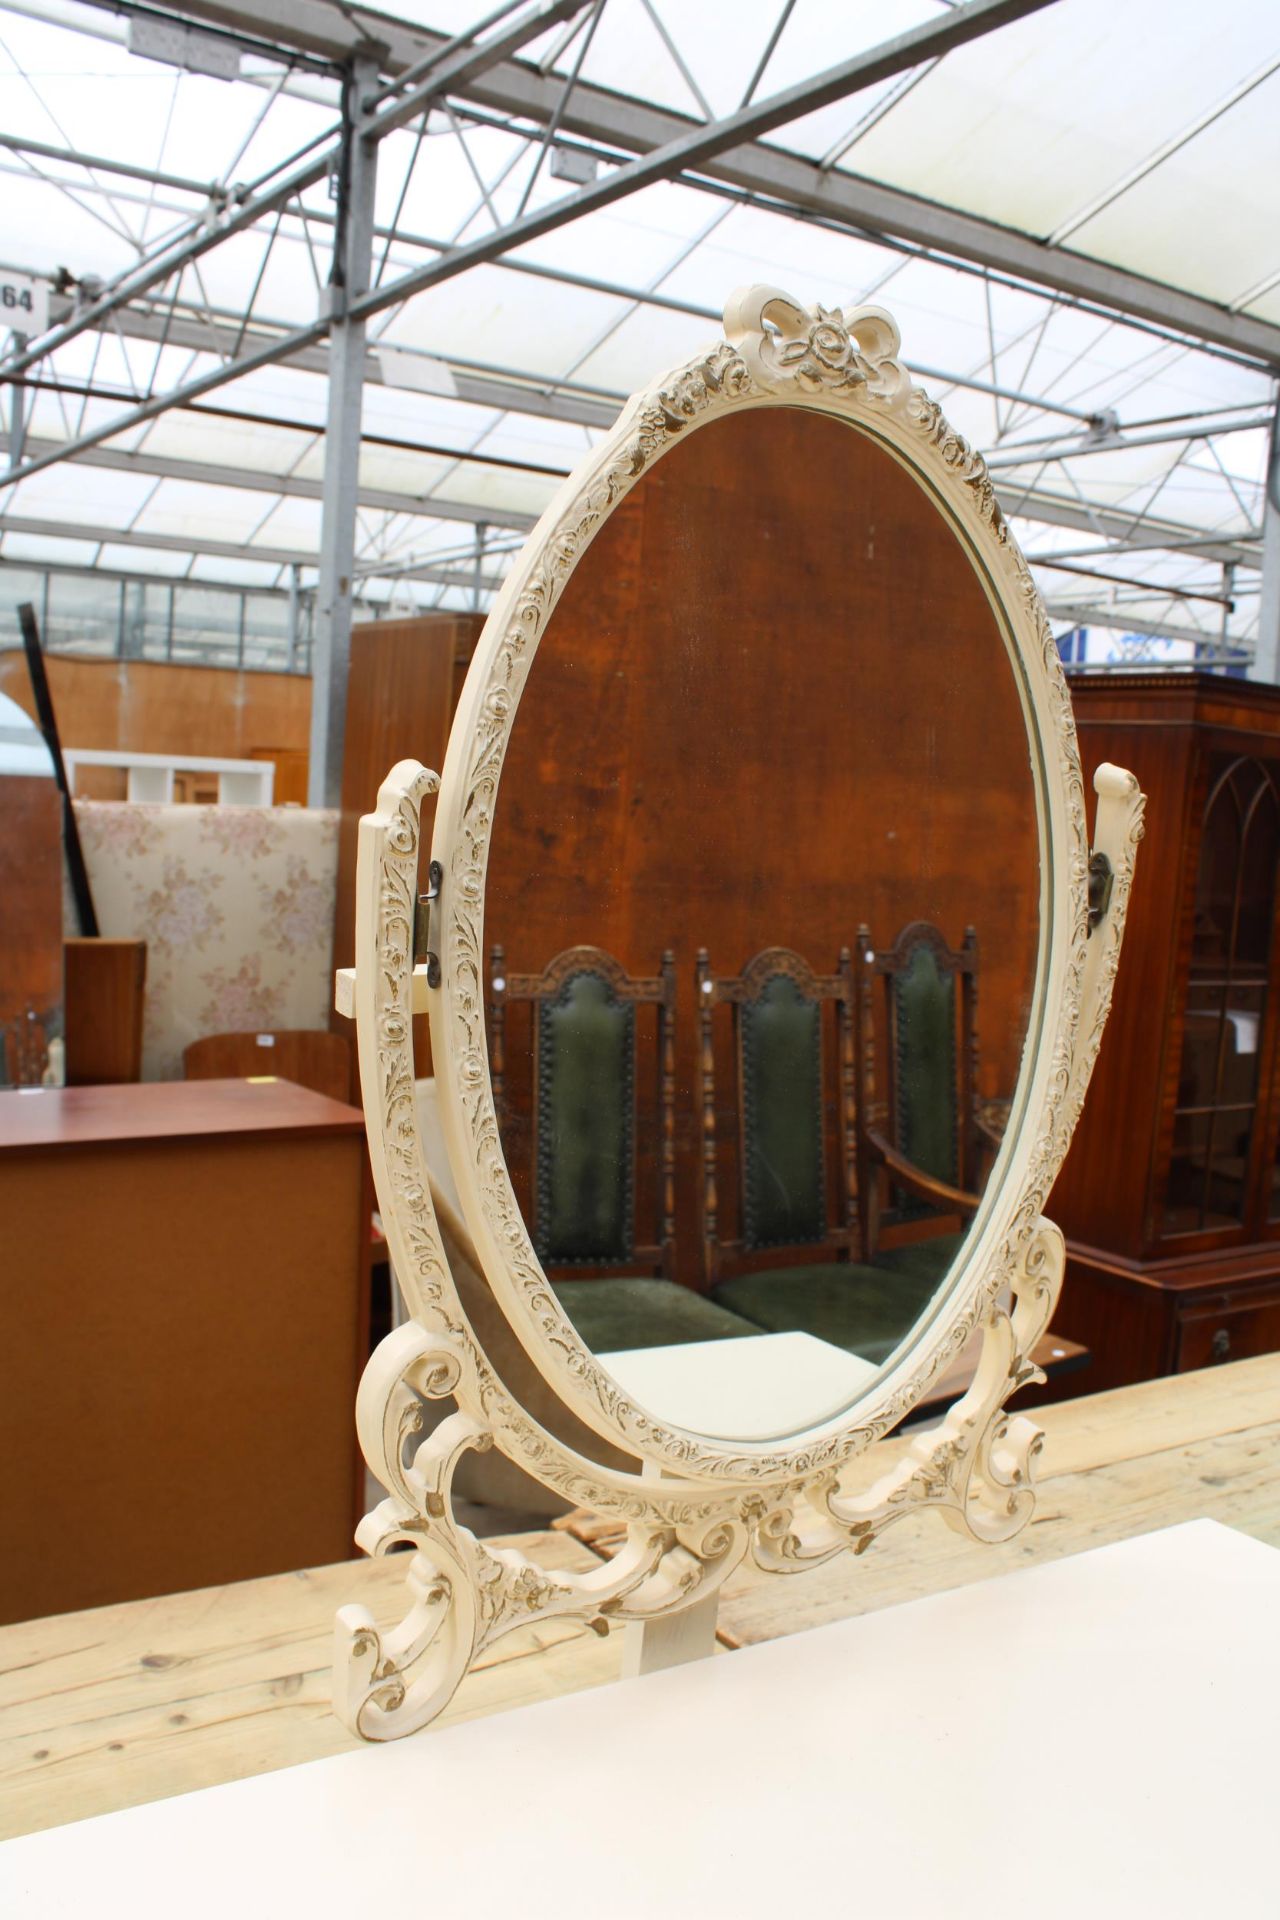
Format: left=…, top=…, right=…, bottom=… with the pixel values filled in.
left=335, top=1329, right=757, bottom=1740
left=746, top=1217, right=1066, bottom=1572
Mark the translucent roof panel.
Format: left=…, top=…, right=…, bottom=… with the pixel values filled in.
left=1062, top=71, right=1280, bottom=307
left=188, top=552, right=287, bottom=586
left=375, top=262, right=630, bottom=375
left=95, top=541, right=192, bottom=576
left=1, top=459, right=158, bottom=528
left=825, top=0, right=1274, bottom=255
left=131, top=477, right=285, bottom=543
left=0, top=529, right=104, bottom=565
left=135, top=410, right=318, bottom=478
left=0, top=0, right=1274, bottom=647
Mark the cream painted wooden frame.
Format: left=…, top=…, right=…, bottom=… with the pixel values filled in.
left=334, top=288, right=1145, bottom=1741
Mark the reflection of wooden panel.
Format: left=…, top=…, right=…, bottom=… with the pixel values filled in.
left=170, top=768, right=221, bottom=805
left=70, top=763, right=128, bottom=802
left=249, top=745, right=308, bottom=806
left=0, top=1080, right=370, bottom=1622
left=0, top=773, right=62, bottom=1088
left=64, top=938, right=146, bottom=1084
left=332, top=615, right=483, bottom=1068
left=0, top=655, right=309, bottom=771
left=486, top=408, right=1040, bottom=1286
left=184, top=1029, right=353, bottom=1104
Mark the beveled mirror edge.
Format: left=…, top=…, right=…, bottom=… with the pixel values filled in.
left=333, top=290, right=1147, bottom=1741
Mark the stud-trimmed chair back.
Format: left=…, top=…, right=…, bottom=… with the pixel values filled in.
left=489, top=944, right=676, bottom=1277
left=855, top=920, right=988, bottom=1264
left=696, top=945, right=857, bottom=1289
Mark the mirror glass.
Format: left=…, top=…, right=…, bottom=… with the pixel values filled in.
left=483, top=405, right=1039, bottom=1442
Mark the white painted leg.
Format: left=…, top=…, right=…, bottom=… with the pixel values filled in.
left=621, top=1462, right=720, bottom=1677
left=621, top=1584, right=720, bottom=1677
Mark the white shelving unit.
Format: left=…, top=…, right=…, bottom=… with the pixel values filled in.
left=62, top=749, right=274, bottom=806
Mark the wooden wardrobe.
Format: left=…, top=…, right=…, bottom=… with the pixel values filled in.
left=331, top=612, right=484, bottom=1072
left=1050, top=671, right=1280, bottom=1388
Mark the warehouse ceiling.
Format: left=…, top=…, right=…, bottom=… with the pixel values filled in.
left=0, top=0, right=1276, bottom=663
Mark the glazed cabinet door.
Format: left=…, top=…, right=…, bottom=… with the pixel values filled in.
left=1159, top=752, right=1280, bottom=1247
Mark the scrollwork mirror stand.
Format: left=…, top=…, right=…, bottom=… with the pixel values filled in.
left=331, top=289, right=1146, bottom=1743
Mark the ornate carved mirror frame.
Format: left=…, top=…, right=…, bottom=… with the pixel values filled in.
left=334, top=288, right=1146, bottom=1741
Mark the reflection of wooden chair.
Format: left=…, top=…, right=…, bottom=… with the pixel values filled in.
left=697, top=947, right=857, bottom=1286
left=183, top=1028, right=353, bottom=1103
left=855, top=920, right=992, bottom=1284
left=488, top=943, right=755, bottom=1354
left=490, top=944, right=676, bottom=1277
left=701, top=947, right=939, bottom=1367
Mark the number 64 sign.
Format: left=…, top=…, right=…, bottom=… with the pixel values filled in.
left=0, top=272, right=49, bottom=338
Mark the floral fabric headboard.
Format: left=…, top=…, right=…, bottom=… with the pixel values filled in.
left=73, top=802, right=339, bottom=1081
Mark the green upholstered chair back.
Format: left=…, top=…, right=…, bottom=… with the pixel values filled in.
left=536, top=968, right=634, bottom=1265
left=488, top=944, right=676, bottom=1276
left=697, top=946, right=857, bottom=1286
left=741, top=971, right=825, bottom=1250
left=892, top=939, right=959, bottom=1192
left=855, top=920, right=981, bottom=1251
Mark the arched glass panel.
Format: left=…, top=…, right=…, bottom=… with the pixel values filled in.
left=1167, top=756, right=1280, bottom=1235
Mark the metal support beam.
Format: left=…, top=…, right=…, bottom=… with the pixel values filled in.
left=0, top=433, right=540, bottom=531
left=1046, top=600, right=1251, bottom=655
left=0, top=513, right=496, bottom=597
left=1000, top=489, right=1258, bottom=571
left=1027, top=529, right=1262, bottom=565
left=75, top=293, right=1095, bottom=431
left=366, top=0, right=590, bottom=140
left=1, top=419, right=1254, bottom=572
left=0, top=0, right=581, bottom=392
left=1251, top=398, right=1280, bottom=683
left=1030, top=557, right=1236, bottom=608
left=346, top=0, right=1064, bottom=329
left=984, top=414, right=1275, bottom=469
left=309, top=58, right=378, bottom=807
left=169, top=0, right=1280, bottom=365
left=287, top=561, right=301, bottom=671
left=460, top=48, right=1280, bottom=368
left=74, top=299, right=622, bottom=428
left=7, top=363, right=28, bottom=470
left=0, top=508, right=311, bottom=568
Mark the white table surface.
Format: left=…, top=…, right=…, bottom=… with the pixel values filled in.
left=601, top=1328, right=879, bottom=1439
left=3, top=1520, right=1275, bottom=1917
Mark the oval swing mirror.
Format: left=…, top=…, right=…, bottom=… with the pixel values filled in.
left=339, top=288, right=1144, bottom=1742
left=429, top=288, right=1072, bottom=1459
left=476, top=393, right=1039, bottom=1445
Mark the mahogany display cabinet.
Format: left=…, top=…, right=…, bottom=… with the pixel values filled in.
left=1050, top=671, right=1280, bottom=1388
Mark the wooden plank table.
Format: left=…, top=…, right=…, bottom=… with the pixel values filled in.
left=2, top=1355, right=1276, bottom=1843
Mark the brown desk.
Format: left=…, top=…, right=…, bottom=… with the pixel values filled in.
left=63, top=938, right=147, bottom=1085
left=0, top=1079, right=371, bottom=1627
left=1, top=1356, right=1275, bottom=1841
